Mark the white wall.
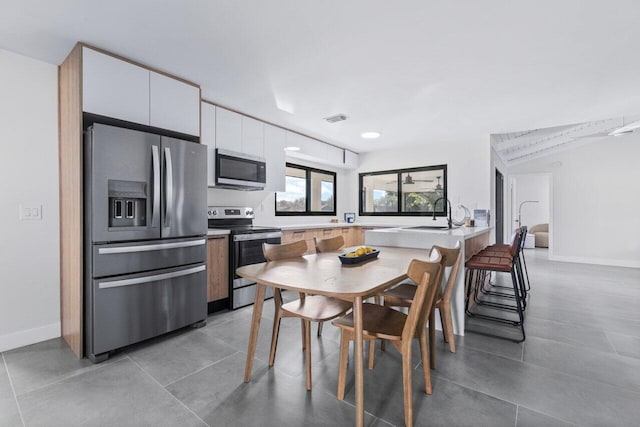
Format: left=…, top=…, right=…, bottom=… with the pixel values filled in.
left=351, top=138, right=491, bottom=227
left=511, top=173, right=550, bottom=233
left=207, top=157, right=353, bottom=226
left=0, top=49, right=60, bottom=351
left=508, top=135, right=640, bottom=268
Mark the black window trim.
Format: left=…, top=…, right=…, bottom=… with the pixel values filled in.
left=275, top=162, right=337, bottom=216
left=358, top=164, right=448, bottom=216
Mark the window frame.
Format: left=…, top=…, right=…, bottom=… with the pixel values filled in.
left=275, top=163, right=337, bottom=216
left=358, top=164, right=448, bottom=216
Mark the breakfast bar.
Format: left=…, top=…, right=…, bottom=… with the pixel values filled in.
left=364, top=226, right=491, bottom=335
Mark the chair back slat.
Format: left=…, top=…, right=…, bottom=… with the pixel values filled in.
left=314, top=235, right=345, bottom=253
left=263, top=240, right=307, bottom=261
left=402, top=250, right=442, bottom=343
left=430, top=241, right=462, bottom=302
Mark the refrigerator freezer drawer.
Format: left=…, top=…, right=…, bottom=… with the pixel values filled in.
left=92, top=237, right=206, bottom=277
left=89, top=264, right=206, bottom=356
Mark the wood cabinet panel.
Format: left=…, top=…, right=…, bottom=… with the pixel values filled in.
left=201, top=102, right=216, bottom=186
left=207, top=236, right=229, bottom=302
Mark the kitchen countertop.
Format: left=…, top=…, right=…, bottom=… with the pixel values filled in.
left=207, top=229, right=231, bottom=236
left=368, top=225, right=492, bottom=239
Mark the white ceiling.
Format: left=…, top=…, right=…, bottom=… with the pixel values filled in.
left=3, top=1, right=640, bottom=153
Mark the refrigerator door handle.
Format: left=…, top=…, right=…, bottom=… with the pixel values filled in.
left=164, top=146, right=173, bottom=228
left=98, top=265, right=206, bottom=289
left=151, top=145, right=160, bottom=228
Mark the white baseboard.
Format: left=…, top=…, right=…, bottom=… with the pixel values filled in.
left=0, top=322, right=61, bottom=353
left=549, top=255, right=640, bottom=269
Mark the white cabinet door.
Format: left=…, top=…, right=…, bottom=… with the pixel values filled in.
left=241, top=116, right=264, bottom=157
left=215, top=107, right=242, bottom=152
left=149, top=71, right=200, bottom=136
left=344, top=150, right=359, bottom=169
left=264, top=124, right=286, bottom=191
left=82, top=47, right=149, bottom=125
left=201, top=102, right=216, bottom=186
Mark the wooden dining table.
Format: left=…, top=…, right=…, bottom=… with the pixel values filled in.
left=237, top=246, right=431, bottom=427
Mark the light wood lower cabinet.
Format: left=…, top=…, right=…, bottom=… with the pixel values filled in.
left=207, top=235, right=229, bottom=302
left=282, top=226, right=366, bottom=254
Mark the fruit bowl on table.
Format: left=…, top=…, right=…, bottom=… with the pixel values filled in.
left=338, top=248, right=380, bottom=265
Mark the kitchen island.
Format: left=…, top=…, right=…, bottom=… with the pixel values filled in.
left=365, top=226, right=491, bottom=335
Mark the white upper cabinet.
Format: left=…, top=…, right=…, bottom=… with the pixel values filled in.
left=344, top=150, right=360, bottom=169
left=149, top=71, right=200, bottom=136
left=201, top=102, right=216, bottom=186
left=82, top=47, right=149, bottom=125
left=264, top=124, right=286, bottom=192
left=241, top=116, right=265, bottom=158
left=82, top=47, right=200, bottom=137
left=215, top=107, right=242, bottom=152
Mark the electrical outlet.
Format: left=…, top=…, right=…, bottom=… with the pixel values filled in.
left=19, top=204, right=42, bottom=220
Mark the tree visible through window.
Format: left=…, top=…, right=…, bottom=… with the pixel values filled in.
left=359, top=165, right=447, bottom=216
left=276, top=164, right=336, bottom=215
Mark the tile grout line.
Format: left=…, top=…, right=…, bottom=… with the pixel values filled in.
left=2, top=352, right=26, bottom=427
left=603, top=331, right=619, bottom=355
left=126, top=355, right=210, bottom=427
left=319, top=389, right=390, bottom=426
left=520, top=341, right=525, bottom=362
left=435, top=375, right=579, bottom=427
left=162, top=351, right=242, bottom=388
left=514, top=405, right=519, bottom=427
left=11, top=355, right=129, bottom=398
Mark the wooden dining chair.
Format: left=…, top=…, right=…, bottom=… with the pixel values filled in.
left=332, top=251, right=442, bottom=427
left=314, top=234, right=345, bottom=253
left=263, top=240, right=352, bottom=391
left=313, top=234, right=346, bottom=336
left=378, top=241, right=462, bottom=368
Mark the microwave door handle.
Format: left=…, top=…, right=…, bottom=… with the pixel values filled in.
left=151, top=145, right=160, bottom=228
left=164, top=146, right=173, bottom=228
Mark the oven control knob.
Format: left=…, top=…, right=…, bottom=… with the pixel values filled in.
left=246, top=209, right=253, bottom=216
left=208, top=209, right=217, bottom=217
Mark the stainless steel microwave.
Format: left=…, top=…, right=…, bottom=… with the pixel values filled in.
left=215, top=149, right=266, bottom=190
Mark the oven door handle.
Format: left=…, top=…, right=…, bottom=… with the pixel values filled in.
left=233, top=232, right=282, bottom=242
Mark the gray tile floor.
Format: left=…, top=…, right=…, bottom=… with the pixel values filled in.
left=2, top=249, right=639, bottom=426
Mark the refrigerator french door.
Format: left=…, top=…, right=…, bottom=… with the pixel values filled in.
left=84, top=123, right=207, bottom=362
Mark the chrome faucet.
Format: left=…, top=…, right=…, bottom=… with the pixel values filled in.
left=433, top=197, right=453, bottom=229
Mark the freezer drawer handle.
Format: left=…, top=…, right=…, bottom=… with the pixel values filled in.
left=97, top=239, right=206, bottom=254
left=151, top=145, right=160, bottom=228
left=98, top=265, right=206, bottom=289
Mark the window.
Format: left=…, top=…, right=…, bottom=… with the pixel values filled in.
left=276, top=163, right=336, bottom=215
left=359, top=165, right=447, bottom=216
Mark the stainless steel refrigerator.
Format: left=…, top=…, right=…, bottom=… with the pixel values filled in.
left=84, top=123, right=207, bottom=363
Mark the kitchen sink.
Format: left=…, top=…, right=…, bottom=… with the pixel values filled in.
left=403, top=225, right=459, bottom=230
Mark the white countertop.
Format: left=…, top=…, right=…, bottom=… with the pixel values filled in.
left=368, top=225, right=492, bottom=240
left=207, top=229, right=231, bottom=236
left=271, top=223, right=399, bottom=231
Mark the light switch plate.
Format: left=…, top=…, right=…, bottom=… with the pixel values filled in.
left=20, top=204, right=42, bottom=220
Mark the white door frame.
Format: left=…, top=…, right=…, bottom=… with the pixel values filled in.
left=507, top=172, right=553, bottom=255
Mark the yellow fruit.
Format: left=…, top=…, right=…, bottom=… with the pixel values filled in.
left=355, top=247, right=366, bottom=256
left=365, top=246, right=373, bottom=254
left=346, top=252, right=357, bottom=258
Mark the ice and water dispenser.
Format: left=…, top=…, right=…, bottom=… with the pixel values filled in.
left=108, top=180, right=147, bottom=227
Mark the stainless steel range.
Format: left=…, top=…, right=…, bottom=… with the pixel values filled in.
left=207, top=207, right=281, bottom=309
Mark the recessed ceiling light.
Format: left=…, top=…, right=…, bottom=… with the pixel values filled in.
left=284, top=146, right=301, bottom=151
left=361, top=132, right=381, bottom=139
